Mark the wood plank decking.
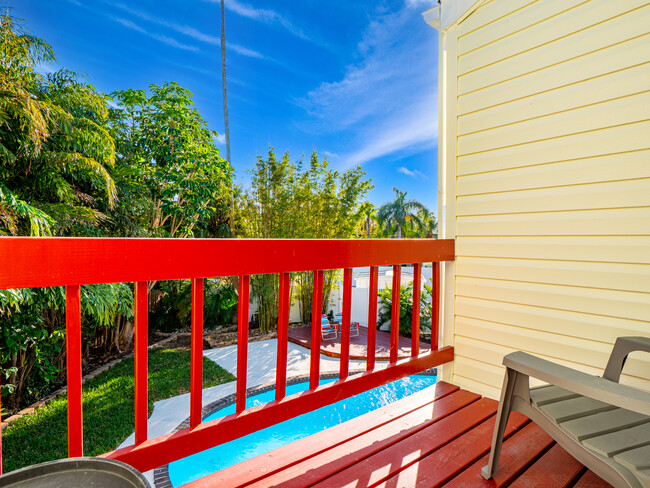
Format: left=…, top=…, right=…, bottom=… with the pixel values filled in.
left=183, top=381, right=613, bottom=488
left=287, top=325, right=430, bottom=360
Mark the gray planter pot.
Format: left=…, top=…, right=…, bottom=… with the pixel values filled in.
left=0, top=457, right=150, bottom=488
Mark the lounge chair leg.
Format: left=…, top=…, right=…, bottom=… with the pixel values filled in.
left=482, top=367, right=520, bottom=480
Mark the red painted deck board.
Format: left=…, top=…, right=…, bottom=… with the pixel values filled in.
left=509, top=444, right=585, bottom=488
left=573, top=470, right=614, bottom=488
left=246, top=390, right=482, bottom=488
left=181, top=383, right=612, bottom=488
left=373, top=413, right=529, bottom=488
left=441, top=421, right=555, bottom=488
left=287, top=325, right=430, bottom=360
left=311, top=399, right=503, bottom=488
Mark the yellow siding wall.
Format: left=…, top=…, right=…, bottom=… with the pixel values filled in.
left=451, top=0, right=650, bottom=398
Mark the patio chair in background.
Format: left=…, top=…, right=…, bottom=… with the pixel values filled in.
left=335, top=312, right=359, bottom=337
left=321, top=314, right=337, bottom=340
left=482, top=336, right=650, bottom=488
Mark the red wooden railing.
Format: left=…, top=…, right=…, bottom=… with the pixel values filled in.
left=0, top=238, right=454, bottom=477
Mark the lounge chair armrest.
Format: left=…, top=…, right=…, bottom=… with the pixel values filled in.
left=504, top=351, right=650, bottom=417
left=603, top=336, right=650, bottom=383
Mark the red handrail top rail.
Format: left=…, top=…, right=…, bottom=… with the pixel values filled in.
left=0, top=238, right=454, bottom=289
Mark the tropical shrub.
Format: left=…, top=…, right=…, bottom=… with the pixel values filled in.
left=377, top=282, right=432, bottom=336
left=205, top=280, right=239, bottom=327
left=0, top=283, right=133, bottom=410
left=151, top=279, right=239, bottom=332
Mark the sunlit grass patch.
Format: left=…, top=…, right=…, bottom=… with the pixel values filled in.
left=3, top=348, right=235, bottom=473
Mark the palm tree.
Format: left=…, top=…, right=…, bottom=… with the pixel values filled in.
left=418, top=207, right=438, bottom=238
left=220, top=0, right=231, bottom=163
left=358, top=202, right=376, bottom=238
left=376, top=187, right=427, bottom=238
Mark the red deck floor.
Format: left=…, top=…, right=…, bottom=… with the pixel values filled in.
left=182, top=381, right=612, bottom=488
left=287, top=325, right=431, bottom=360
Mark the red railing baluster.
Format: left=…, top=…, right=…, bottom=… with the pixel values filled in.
left=340, top=268, right=352, bottom=380
left=236, top=275, right=250, bottom=413
left=276, top=272, right=290, bottom=401
left=66, top=284, right=83, bottom=457
left=412, top=263, right=421, bottom=358
left=310, top=270, right=324, bottom=389
left=390, top=265, right=401, bottom=364
left=190, top=278, right=204, bottom=428
left=432, top=262, right=440, bottom=351
left=366, top=266, right=378, bottom=372
left=134, top=281, right=148, bottom=443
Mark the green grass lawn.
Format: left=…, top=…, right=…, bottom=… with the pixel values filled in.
left=2, top=347, right=235, bottom=473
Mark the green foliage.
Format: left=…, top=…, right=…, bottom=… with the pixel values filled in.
left=110, top=82, right=233, bottom=238
left=0, top=288, right=63, bottom=404
left=0, top=284, right=133, bottom=409
left=205, top=279, right=239, bottom=326
left=0, top=12, right=118, bottom=237
left=377, top=281, right=432, bottom=336
left=2, top=347, right=235, bottom=473
left=240, top=149, right=372, bottom=330
left=152, top=279, right=238, bottom=332
left=242, top=149, right=372, bottom=239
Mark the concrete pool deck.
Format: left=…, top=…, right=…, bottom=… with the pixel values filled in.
left=118, top=339, right=386, bottom=485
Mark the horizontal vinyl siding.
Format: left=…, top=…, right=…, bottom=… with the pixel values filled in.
left=450, top=0, right=650, bottom=398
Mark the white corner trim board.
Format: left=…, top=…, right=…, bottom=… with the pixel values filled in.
left=422, top=0, right=487, bottom=31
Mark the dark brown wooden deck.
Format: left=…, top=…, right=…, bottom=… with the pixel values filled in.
left=184, top=381, right=613, bottom=488
left=287, top=325, right=430, bottom=360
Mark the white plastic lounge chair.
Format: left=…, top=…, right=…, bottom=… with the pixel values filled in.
left=335, top=312, right=359, bottom=337
left=482, top=336, right=650, bottom=488
left=321, top=314, right=337, bottom=340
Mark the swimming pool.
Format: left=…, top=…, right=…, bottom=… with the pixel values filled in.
left=167, top=374, right=436, bottom=486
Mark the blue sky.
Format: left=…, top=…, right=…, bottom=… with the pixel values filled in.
left=15, top=0, right=440, bottom=212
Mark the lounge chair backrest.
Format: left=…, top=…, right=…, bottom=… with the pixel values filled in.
left=320, top=314, right=337, bottom=340
left=321, top=315, right=335, bottom=330
left=334, top=312, right=359, bottom=336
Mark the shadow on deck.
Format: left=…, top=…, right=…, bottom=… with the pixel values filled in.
left=287, top=325, right=431, bottom=360
left=184, top=381, right=612, bottom=488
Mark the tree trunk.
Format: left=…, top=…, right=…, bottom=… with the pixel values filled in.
left=397, top=224, right=402, bottom=239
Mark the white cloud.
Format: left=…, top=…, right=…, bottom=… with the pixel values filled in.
left=398, top=166, right=428, bottom=179
left=297, top=5, right=438, bottom=168
left=344, top=96, right=438, bottom=167
left=322, top=151, right=339, bottom=160
left=204, top=0, right=309, bottom=41
left=405, top=0, right=436, bottom=9
left=214, top=133, right=226, bottom=145
left=228, top=44, right=264, bottom=59
left=110, top=16, right=199, bottom=51
left=107, top=2, right=264, bottom=59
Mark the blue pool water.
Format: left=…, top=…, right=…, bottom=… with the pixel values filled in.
left=168, top=375, right=436, bottom=486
